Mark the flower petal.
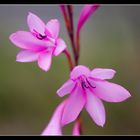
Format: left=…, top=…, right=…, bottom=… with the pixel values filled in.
left=89, top=79, right=131, bottom=102
left=9, top=31, right=47, bottom=51
left=77, top=4, right=100, bottom=34
left=16, top=50, right=40, bottom=62
left=46, top=19, right=60, bottom=39
left=90, top=68, right=116, bottom=80
left=38, top=51, right=52, bottom=72
left=61, top=85, right=86, bottom=126
left=72, top=121, right=81, bottom=136
left=85, top=90, right=105, bottom=127
left=41, top=100, right=67, bottom=136
left=53, top=38, right=67, bottom=56
left=57, top=80, right=75, bottom=97
left=27, top=12, right=46, bottom=36
left=70, top=65, right=90, bottom=80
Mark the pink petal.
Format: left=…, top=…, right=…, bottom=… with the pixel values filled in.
left=46, top=19, right=60, bottom=39
left=61, top=85, right=86, bottom=126
left=9, top=31, right=47, bottom=51
left=90, top=68, right=116, bottom=80
left=57, top=80, right=75, bottom=97
left=41, top=100, right=67, bottom=136
left=70, top=65, right=90, bottom=80
left=45, top=28, right=52, bottom=38
left=89, top=79, right=131, bottom=102
left=53, top=38, right=67, bottom=56
left=16, top=50, right=40, bottom=62
left=77, top=4, right=100, bottom=34
left=38, top=51, right=52, bottom=72
left=27, top=12, right=46, bottom=36
left=72, top=121, right=81, bottom=136
left=85, top=90, right=105, bottom=127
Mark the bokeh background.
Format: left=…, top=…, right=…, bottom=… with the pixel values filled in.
left=0, top=5, right=139, bottom=135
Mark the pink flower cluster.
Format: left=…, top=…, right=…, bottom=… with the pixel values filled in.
left=9, top=5, right=131, bottom=135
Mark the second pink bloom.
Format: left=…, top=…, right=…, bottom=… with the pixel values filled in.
left=10, top=12, right=67, bottom=72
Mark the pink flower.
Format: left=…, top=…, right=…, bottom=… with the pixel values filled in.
left=77, top=4, right=100, bottom=35
left=76, top=4, right=100, bottom=54
left=41, top=100, right=80, bottom=136
left=57, top=65, right=131, bottom=127
left=9, top=12, right=67, bottom=72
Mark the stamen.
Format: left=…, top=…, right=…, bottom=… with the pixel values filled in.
left=36, top=34, right=46, bottom=40
left=86, top=78, right=96, bottom=88
left=79, top=75, right=96, bottom=90
left=81, top=82, right=85, bottom=90
left=81, top=81, right=89, bottom=90
left=33, top=29, right=46, bottom=40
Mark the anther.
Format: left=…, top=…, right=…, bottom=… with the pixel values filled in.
left=81, top=81, right=89, bottom=90
left=86, top=78, right=96, bottom=88
left=33, top=29, right=46, bottom=40
left=36, top=34, right=46, bottom=40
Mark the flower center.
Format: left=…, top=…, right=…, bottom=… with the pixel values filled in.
left=33, top=29, right=46, bottom=40
left=33, top=29, right=56, bottom=46
left=36, top=33, right=46, bottom=40
left=78, top=75, right=96, bottom=90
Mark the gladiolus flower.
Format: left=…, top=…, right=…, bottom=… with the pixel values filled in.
left=41, top=100, right=80, bottom=136
left=57, top=65, right=131, bottom=127
left=9, top=12, right=67, bottom=72
left=41, top=100, right=66, bottom=135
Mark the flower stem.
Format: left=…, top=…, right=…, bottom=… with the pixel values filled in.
left=60, top=5, right=71, bottom=32
left=60, top=5, right=78, bottom=65
left=67, top=5, right=79, bottom=66
left=76, top=112, right=83, bottom=135
left=76, top=31, right=80, bottom=65
left=67, top=5, right=73, bottom=35
left=63, top=49, right=74, bottom=71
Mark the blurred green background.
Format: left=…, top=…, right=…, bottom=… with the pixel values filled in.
left=0, top=5, right=139, bottom=135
